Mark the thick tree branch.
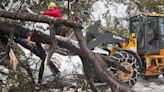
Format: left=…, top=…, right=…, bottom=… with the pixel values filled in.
left=0, top=10, right=83, bottom=29
left=81, top=57, right=99, bottom=92
left=44, top=24, right=57, bottom=70
left=0, top=10, right=52, bottom=24
left=101, top=55, right=130, bottom=73
left=74, top=27, right=132, bottom=92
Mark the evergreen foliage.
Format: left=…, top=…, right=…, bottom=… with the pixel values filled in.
left=135, top=0, right=164, bottom=13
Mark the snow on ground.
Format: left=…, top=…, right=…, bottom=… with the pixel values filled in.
left=19, top=45, right=83, bottom=78
left=0, top=66, right=9, bottom=83
left=133, top=76, right=164, bottom=92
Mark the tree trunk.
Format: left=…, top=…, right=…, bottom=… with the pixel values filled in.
left=74, top=27, right=132, bottom=92
left=0, top=10, right=83, bottom=28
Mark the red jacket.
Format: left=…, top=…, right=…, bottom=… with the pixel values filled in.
left=44, top=7, right=62, bottom=19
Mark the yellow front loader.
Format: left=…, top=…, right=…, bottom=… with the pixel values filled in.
left=87, top=13, right=164, bottom=87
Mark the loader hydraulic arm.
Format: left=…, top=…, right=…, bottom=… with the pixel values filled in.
left=87, top=26, right=129, bottom=49
left=87, top=20, right=129, bottom=49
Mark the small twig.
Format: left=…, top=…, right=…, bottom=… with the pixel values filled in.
left=44, top=24, right=57, bottom=70
left=17, top=0, right=25, bottom=12
left=68, top=31, right=75, bottom=39
left=0, top=3, right=5, bottom=9
left=0, top=54, right=8, bottom=63
left=18, top=59, right=35, bottom=84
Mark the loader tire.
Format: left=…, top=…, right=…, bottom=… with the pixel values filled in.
left=110, top=51, right=140, bottom=87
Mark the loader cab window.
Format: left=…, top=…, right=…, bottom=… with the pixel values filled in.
left=159, top=17, right=164, bottom=48
left=130, top=15, right=163, bottom=55
left=130, top=15, right=145, bottom=50
left=147, top=17, right=158, bottom=45
left=145, top=16, right=160, bottom=54
left=130, top=16, right=143, bottom=33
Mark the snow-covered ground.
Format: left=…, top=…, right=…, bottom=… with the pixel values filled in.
left=133, top=76, right=164, bottom=92
left=18, top=45, right=83, bottom=78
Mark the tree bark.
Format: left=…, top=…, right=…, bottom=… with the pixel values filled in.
left=81, top=57, right=99, bottom=92
left=0, top=10, right=83, bottom=29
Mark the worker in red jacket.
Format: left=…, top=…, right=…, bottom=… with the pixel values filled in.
left=40, top=2, right=62, bottom=19
left=26, top=2, right=62, bottom=43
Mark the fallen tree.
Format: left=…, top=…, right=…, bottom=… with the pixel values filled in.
left=0, top=11, right=133, bottom=92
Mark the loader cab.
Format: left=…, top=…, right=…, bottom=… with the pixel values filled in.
left=130, top=13, right=164, bottom=55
